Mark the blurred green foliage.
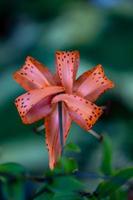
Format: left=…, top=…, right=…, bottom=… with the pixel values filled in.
left=0, top=139, right=133, bottom=199
left=0, top=0, right=133, bottom=199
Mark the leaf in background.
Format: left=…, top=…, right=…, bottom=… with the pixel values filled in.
left=35, top=158, right=80, bottom=199
left=109, top=189, right=127, bottom=200
left=64, top=142, right=81, bottom=153
left=50, top=175, right=85, bottom=200
left=0, top=162, right=26, bottom=200
left=34, top=174, right=85, bottom=200
left=0, top=162, right=26, bottom=176
left=90, top=197, right=97, bottom=200
left=52, top=193, right=82, bottom=200
left=4, top=180, right=25, bottom=200
left=95, top=167, right=133, bottom=199
left=36, top=192, right=53, bottom=200
left=100, top=135, right=113, bottom=175
left=31, top=184, right=53, bottom=200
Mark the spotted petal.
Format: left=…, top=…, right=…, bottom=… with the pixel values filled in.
left=74, top=65, right=114, bottom=102
left=45, top=103, right=71, bottom=169
left=13, top=56, right=56, bottom=91
left=52, top=94, right=103, bottom=131
left=55, top=51, right=80, bottom=93
left=15, top=86, right=64, bottom=124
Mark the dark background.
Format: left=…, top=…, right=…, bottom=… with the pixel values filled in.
left=0, top=0, right=133, bottom=173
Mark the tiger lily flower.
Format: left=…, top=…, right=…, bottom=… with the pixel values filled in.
left=13, top=51, right=114, bottom=169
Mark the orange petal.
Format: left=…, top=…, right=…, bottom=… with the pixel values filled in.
left=13, top=56, right=56, bottom=91
left=74, top=65, right=114, bottom=102
left=15, top=86, right=64, bottom=124
left=45, top=103, right=71, bottom=169
left=55, top=51, right=80, bottom=93
left=52, top=94, right=103, bottom=131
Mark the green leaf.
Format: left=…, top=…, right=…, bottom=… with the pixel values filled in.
left=108, top=187, right=128, bottom=200
left=0, top=177, right=25, bottom=200
left=65, top=142, right=81, bottom=153
left=50, top=175, right=84, bottom=194
left=0, top=163, right=26, bottom=200
left=109, top=189, right=128, bottom=200
left=100, top=135, right=113, bottom=175
left=95, top=167, right=133, bottom=199
left=54, top=157, right=78, bottom=173
left=109, top=191, right=120, bottom=200
left=52, top=193, right=82, bottom=200
left=0, top=162, right=26, bottom=177
left=90, top=197, right=97, bottom=200
left=34, top=172, right=84, bottom=200
left=36, top=193, right=53, bottom=200
left=33, top=184, right=53, bottom=200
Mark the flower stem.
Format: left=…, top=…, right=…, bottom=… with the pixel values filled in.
left=58, top=102, right=64, bottom=155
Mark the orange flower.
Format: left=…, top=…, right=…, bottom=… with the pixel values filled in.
left=13, top=51, right=114, bottom=169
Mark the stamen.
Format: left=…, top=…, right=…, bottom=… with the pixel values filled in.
left=101, top=106, right=107, bottom=110
left=34, top=124, right=45, bottom=133
left=88, top=129, right=103, bottom=142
